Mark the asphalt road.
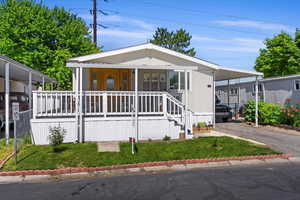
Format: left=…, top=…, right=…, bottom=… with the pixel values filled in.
left=1, top=163, right=300, bottom=200
left=216, top=122, right=300, bottom=156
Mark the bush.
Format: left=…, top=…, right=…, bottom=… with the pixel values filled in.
left=243, top=100, right=258, bottom=122
left=259, top=102, right=281, bottom=125
left=197, top=122, right=207, bottom=128
left=163, top=135, right=171, bottom=141
left=280, top=103, right=300, bottom=127
left=243, top=100, right=281, bottom=125
left=48, top=126, right=66, bottom=152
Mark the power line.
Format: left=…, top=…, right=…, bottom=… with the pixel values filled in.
left=90, top=0, right=111, bottom=45
left=92, top=0, right=97, bottom=44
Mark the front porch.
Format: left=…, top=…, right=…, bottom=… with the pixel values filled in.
left=31, top=90, right=191, bottom=144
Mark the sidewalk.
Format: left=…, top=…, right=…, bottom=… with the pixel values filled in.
left=0, top=154, right=297, bottom=184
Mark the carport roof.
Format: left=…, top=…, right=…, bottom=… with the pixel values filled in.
left=215, top=66, right=263, bottom=81
left=0, top=55, right=56, bottom=84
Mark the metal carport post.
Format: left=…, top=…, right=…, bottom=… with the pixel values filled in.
left=5, top=62, right=10, bottom=145
left=255, top=76, right=259, bottom=127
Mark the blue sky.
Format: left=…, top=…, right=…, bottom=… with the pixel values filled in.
left=44, top=0, right=299, bottom=71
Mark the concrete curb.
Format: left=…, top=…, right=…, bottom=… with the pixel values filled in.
left=0, top=154, right=293, bottom=183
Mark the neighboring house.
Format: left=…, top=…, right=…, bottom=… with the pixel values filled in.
left=0, top=55, right=55, bottom=141
left=216, top=74, right=300, bottom=114
left=30, top=43, right=261, bottom=145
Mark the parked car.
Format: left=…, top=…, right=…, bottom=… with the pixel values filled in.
left=215, top=104, right=232, bottom=122
left=0, top=92, right=29, bottom=128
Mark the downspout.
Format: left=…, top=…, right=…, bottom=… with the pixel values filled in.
left=212, top=71, right=216, bottom=128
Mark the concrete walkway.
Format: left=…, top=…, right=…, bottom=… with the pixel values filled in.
left=97, top=142, right=120, bottom=152
left=216, top=122, right=300, bottom=156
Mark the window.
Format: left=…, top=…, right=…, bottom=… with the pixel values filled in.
left=92, top=72, right=97, bottom=90
left=143, top=73, right=151, bottom=91
left=177, top=71, right=191, bottom=90
left=253, top=84, right=263, bottom=93
left=143, top=72, right=167, bottom=91
left=10, top=96, right=18, bottom=101
left=106, top=75, right=115, bottom=90
left=159, top=73, right=167, bottom=91
left=230, top=88, right=238, bottom=95
left=151, top=73, right=159, bottom=91
left=168, top=71, right=178, bottom=89
left=295, top=80, right=300, bottom=91
left=121, top=72, right=129, bottom=90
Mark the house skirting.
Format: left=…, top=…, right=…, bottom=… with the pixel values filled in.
left=192, top=112, right=213, bottom=126
left=31, top=117, right=181, bottom=145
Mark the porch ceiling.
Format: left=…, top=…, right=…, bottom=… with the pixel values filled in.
left=215, top=66, right=263, bottom=81
left=0, top=55, right=56, bottom=84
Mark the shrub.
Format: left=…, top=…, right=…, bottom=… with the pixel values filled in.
left=243, top=100, right=257, bottom=122
left=163, top=135, right=171, bottom=141
left=280, top=103, right=300, bottom=127
left=197, top=122, right=207, bottom=128
left=48, top=126, right=66, bottom=152
left=243, top=100, right=281, bottom=125
left=259, top=102, right=281, bottom=125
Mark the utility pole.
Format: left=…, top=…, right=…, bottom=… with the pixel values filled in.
left=93, top=0, right=97, bottom=45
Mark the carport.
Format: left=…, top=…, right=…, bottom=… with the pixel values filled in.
left=0, top=55, right=56, bottom=144
left=214, top=66, right=263, bottom=127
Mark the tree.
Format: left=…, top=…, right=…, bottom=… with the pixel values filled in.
left=0, top=0, right=99, bottom=89
left=255, top=31, right=300, bottom=78
left=295, top=28, right=300, bottom=49
left=150, top=27, right=196, bottom=57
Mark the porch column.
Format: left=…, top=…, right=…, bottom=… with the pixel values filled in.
left=255, top=76, right=259, bottom=127
left=238, top=78, right=241, bottom=118
left=5, top=62, right=10, bottom=145
left=184, top=70, right=188, bottom=137
left=227, top=79, right=230, bottom=106
left=79, top=67, right=83, bottom=142
left=134, top=68, right=139, bottom=142
left=42, top=76, right=45, bottom=90
left=75, top=67, right=79, bottom=142
left=28, top=71, right=32, bottom=117
left=212, top=71, right=216, bottom=128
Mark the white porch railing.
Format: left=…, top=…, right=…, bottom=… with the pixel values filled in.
left=32, top=91, right=185, bottom=120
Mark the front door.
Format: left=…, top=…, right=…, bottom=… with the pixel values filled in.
left=90, top=69, right=131, bottom=91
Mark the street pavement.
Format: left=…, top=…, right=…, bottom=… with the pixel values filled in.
left=1, top=162, right=300, bottom=200
left=216, top=122, right=300, bottom=156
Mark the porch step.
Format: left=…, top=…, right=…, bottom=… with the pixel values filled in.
left=97, top=141, right=120, bottom=152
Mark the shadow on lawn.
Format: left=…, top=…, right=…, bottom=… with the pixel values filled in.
left=16, top=151, right=38, bottom=164
left=53, top=146, right=68, bottom=153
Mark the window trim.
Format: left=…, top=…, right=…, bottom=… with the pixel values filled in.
left=174, top=70, right=192, bottom=92
left=252, top=83, right=263, bottom=93
left=295, top=79, right=300, bottom=91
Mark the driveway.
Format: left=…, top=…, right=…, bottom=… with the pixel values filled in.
left=216, top=122, right=300, bottom=156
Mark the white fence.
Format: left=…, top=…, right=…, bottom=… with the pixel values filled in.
left=33, top=91, right=185, bottom=120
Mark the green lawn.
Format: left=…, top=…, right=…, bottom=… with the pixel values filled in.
left=2, top=137, right=279, bottom=171
left=0, top=139, right=13, bottom=162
